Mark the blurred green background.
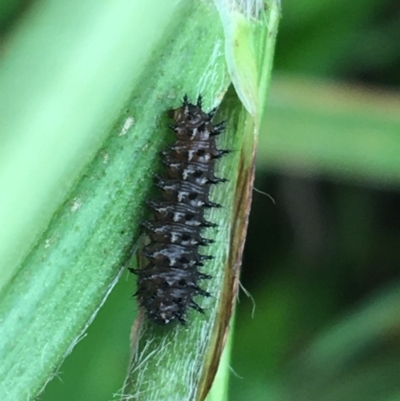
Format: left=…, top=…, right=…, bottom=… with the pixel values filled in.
left=3, top=0, right=400, bottom=400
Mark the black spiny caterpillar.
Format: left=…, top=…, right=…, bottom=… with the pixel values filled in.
left=130, top=95, right=228, bottom=325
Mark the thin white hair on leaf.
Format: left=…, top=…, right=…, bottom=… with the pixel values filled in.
left=37, top=267, right=124, bottom=398
left=220, top=0, right=267, bottom=19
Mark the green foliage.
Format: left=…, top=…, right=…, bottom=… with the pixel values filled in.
left=2, top=0, right=400, bottom=400
left=0, top=0, right=279, bottom=400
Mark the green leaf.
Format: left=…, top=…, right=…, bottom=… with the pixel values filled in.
left=282, top=283, right=400, bottom=401
left=121, top=1, right=280, bottom=400
left=0, top=0, right=280, bottom=400
left=258, top=76, right=400, bottom=186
